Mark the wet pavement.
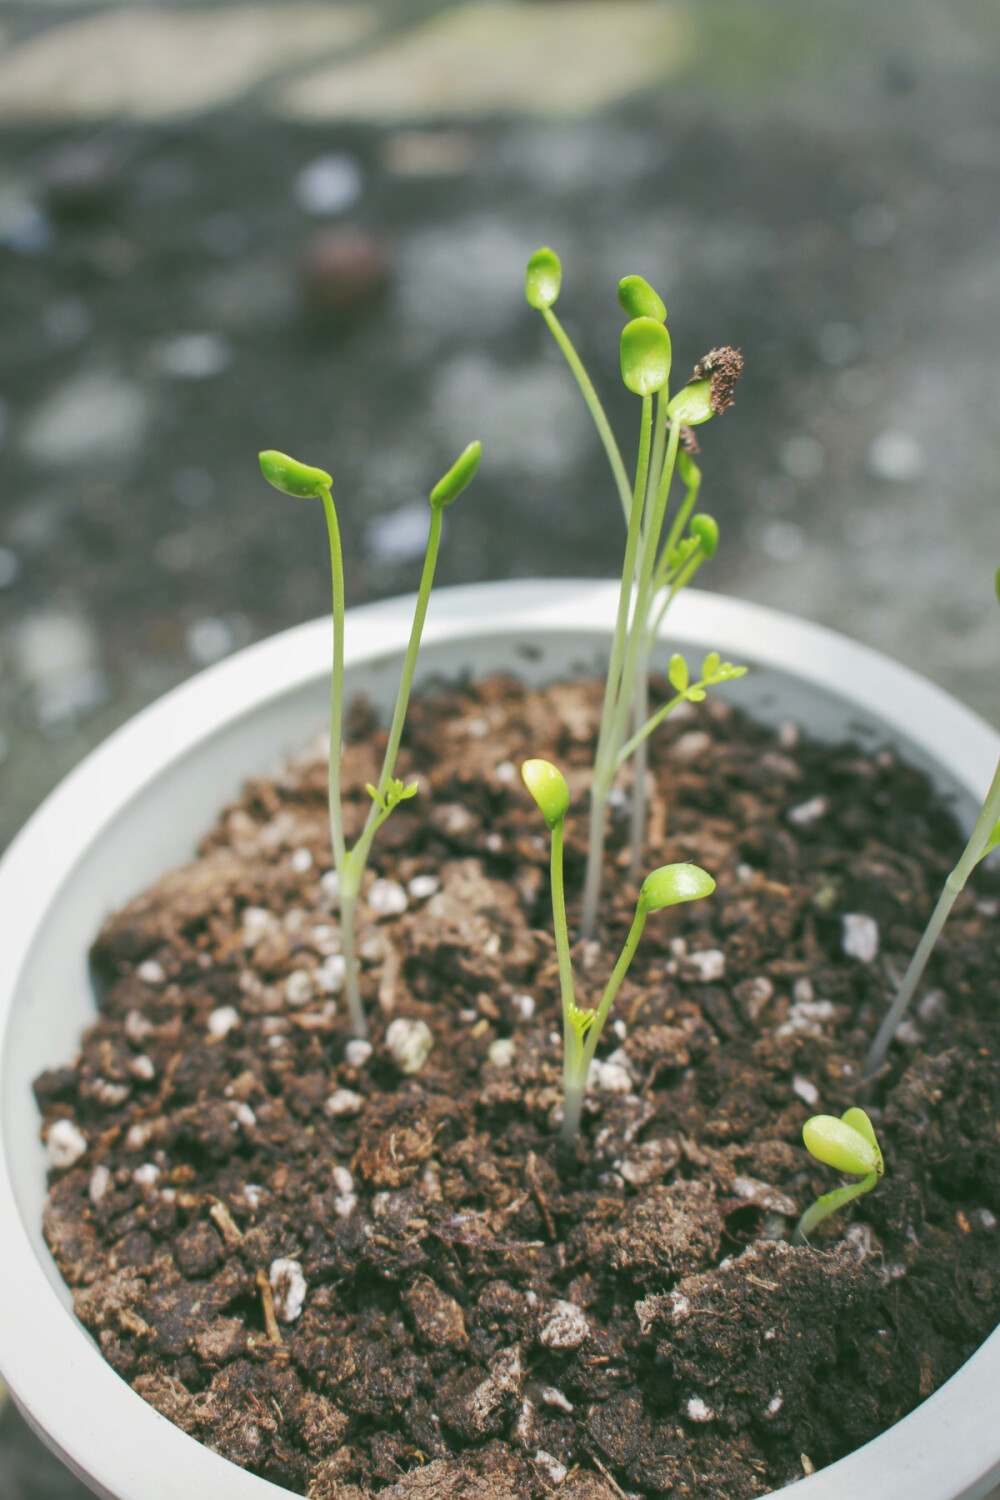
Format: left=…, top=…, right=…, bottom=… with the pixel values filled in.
left=1, top=0, right=999, bottom=1493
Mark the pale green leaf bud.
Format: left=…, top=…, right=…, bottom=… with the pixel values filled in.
left=640, top=862, right=716, bottom=911
left=525, top=247, right=562, bottom=310
left=430, top=440, right=482, bottom=507
left=690, top=513, right=719, bottom=559
left=259, top=449, right=332, bottom=498
left=802, top=1113, right=882, bottom=1178
left=618, top=274, right=666, bottom=323
left=666, top=380, right=713, bottom=426
left=521, top=758, right=570, bottom=830
left=620, top=317, right=672, bottom=396
left=668, top=653, right=689, bottom=692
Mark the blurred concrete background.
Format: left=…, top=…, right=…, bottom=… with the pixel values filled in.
left=1, top=0, right=1000, bottom=1493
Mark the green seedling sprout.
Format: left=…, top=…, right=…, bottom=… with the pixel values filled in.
left=865, top=565, right=1000, bottom=1076
left=522, top=758, right=715, bottom=1140
left=793, top=1107, right=884, bottom=1244
left=526, top=250, right=746, bottom=936
left=618, top=274, right=667, bottom=323
left=259, top=441, right=482, bottom=1038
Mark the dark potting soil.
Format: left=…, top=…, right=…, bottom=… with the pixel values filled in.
left=36, top=675, right=1000, bottom=1499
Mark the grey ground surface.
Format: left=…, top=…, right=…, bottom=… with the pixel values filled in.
left=1, top=0, right=999, bottom=1494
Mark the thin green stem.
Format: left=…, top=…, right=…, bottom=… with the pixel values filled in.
left=647, top=548, right=706, bottom=650
left=582, top=905, right=648, bottom=1071
left=865, top=755, right=1000, bottom=1075
left=580, top=789, right=610, bottom=947
left=627, top=644, right=650, bottom=883
left=606, top=419, right=683, bottom=772
left=550, top=820, right=577, bottom=1025
left=617, top=686, right=693, bottom=766
left=344, top=505, right=444, bottom=896
left=581, top=396, right=655, bottom=938
left=658, top=469, right=701, bottom=575
left=645, top=394, right=670, bottom=540
left=793, top=1172, right=878, bottom=1244
left=338, top=892, right=366, bottom=1039
left=542, top=307, right=632, bottom=522
left=319, top=486, right=347, bottom=874
left=374, top=505, right=443, bottom=799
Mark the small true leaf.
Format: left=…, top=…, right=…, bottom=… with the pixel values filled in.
left=430, top=440, right=482, bottom=507
left=640, top=862, right=716, bottom=911
left=259, top=449, right=332, bottom=498
left=690, top=513, right=719, bottom=559
left=620, top=317, right=672, bottom=396
left=702, top=651, right=721, bottom=678
left=522, top=758, right=570, bottom=830
left=802, top=1114, right=881, bottom=1178
left=525, top=247, right=562, bottom=310
left=668, top=653, right=689, bottom=692
left=618, top=274, right=667, bottom=323
left=365, top=782, right=386, bottom=810
left=568, top=1003, right=597, bottom=1040
left=667, top=380, right=713, bottom=426
left=687, top=688, right=707, bottom=702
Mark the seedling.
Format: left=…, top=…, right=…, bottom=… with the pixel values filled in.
left=522, top=757, right=715, bottom=1140
left=259, top=440, right=481, bottom=1037
left=793, top=1107, right=885, bottom=1244
left=864, top=565, right=1000, bottom=1076
left=525, top=249, right=746, bottom=936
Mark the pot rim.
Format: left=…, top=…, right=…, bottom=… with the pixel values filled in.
left=0, top=578, right=997, bottom=1500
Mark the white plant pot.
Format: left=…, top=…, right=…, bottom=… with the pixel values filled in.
left=1, top=579, right=998, bottom=1500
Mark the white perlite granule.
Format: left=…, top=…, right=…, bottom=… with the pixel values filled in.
left=284, top=969, right=314, bottom=1007
left=46, top=1118, right=88, bottom=1169
left=685, top=1396, right=714, bottom=1423
left=207, top=1005, right=240, bottom=1037
left=242, top=906, right=275, bottom=939
left=269, top=1258, right=307, bottom=1322
left=344, top=1038, right=373, bottom=1068
left=589, top=1059, right=633, bottom=1094
left=317, top=954, right=346, bottom=995
left=332, top=1164, right=357, bottom=1217
left=325, top=1088, right=364, bottom=1118
left=787, top=794, right=829, bottom=827
left=368, top=878, right=408, bottom=917
left=685, top=949, right=726, bottom=982
left=842, top=912, right=879, bottom=963
left=407, top=873, right=440, bottom=900
left=385, top=1017, right=434, bottom=1074
left=792, top=1074, right=819, bottom=1107
left=534, top=1451, right=567, bottom=1484
left=88, top=1165, right=113, bottom=1204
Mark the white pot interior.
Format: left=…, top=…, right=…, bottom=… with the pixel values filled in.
left=1, top=580, right=997, bottom=1500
